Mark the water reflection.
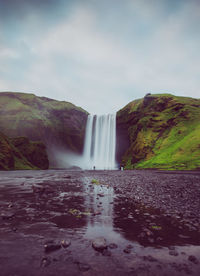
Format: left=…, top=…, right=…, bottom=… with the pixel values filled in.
left=1, top=170, right=200, bottom=248
left=83, top=179, right=119, bottom=241
left=81, top=177, right=200, bottom=247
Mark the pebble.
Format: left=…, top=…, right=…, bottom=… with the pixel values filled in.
left=44, top=241, right=61, bottom=253
left=108, top=243, right=118, bottom=249
left=41, top=257, right=51, bottom=267
left=92, top=237, right=107, bottom=251
left=61, top=239, right=71, bottom=248
left=169, top=250, right=179, bottom=256
left=123, top=248, right=131, bottom=254
left=143, top=255, right=157, bottom=262
left=188, top=255, right=199, bottom=264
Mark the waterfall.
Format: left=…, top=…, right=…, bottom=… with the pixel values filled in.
left=83, top=114, right=117, bottom=170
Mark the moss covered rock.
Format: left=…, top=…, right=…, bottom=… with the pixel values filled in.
left=0, top=132, right=49, bottom=170
left=0, top=92, right=88, bottom=165
left=117, top=94, right=200, bottom=170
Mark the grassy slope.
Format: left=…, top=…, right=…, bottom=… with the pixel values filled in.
left=0, top=92, right=88, bottom=155
left=117, top=94, right=200, bottom=170
left=0, top=132, right=37, bottom=170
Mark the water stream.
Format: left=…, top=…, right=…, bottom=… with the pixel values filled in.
left=83, top=114, right=117, bottom=170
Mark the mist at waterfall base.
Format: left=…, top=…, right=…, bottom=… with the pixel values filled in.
left=53, top=114, right=117, bottom=170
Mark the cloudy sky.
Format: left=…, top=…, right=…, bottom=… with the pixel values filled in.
left=0, top=0, right=200, bottom=114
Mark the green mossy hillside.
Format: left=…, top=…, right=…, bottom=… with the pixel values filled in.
left=0, top=92, right=88, bottom=165
left=0, top=132, right=49, bottom=170
left=117, top=94, right=200, bottom=170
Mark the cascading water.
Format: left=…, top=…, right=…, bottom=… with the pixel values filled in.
left=83, top=114, right=117, bottom=170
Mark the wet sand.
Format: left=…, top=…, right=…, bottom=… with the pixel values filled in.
left=0, top=169, right=200, bottom=276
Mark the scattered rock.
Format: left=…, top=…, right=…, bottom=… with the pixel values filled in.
left=92, top=237, right=107, bottom=251
left=143, top=255, right=157, bottom=262
left=188, top=255, right=199, bottom=264
left=123, top=248, right=131, bottom=254
left=108, top=243, right=118, bottom=249
left=61, top=239, right=71, bottom=248
left=169, top=250, right=179, bottom=256
left=41, top=257, right=51, bottom=267
left=44, top=241, right=61, bottom=253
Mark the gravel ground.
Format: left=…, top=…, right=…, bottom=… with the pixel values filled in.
left=0, top=169, right=199, bottom=276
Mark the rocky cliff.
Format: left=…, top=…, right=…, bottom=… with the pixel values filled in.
left=117, top=94, right=200, bottom=170
left=0, top=132, right=49, bottom=170
left=0, top=92, right=88, bottom=165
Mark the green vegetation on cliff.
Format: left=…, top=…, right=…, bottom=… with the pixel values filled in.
left=117, top=94, right=200, bottom=170
left=0, top=132, right=49, bottom=170
left=0, top=92, right=88, bottom=165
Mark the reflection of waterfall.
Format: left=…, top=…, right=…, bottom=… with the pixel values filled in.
left=83, top=177, right=117, bottom=240
left=83, top=114, right=116, bottom=170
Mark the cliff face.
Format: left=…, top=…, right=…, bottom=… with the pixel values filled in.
left=0, top=132, right=49, bottom=170
left=117, top=94, right=200, bottom=170
left=0, top=92, right=88, bottom=165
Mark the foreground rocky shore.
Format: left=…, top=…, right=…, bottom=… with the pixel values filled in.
left=0, top=169, right=200, bottom=275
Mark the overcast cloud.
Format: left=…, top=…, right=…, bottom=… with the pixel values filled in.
left=0, top=0, right=200, bottom=114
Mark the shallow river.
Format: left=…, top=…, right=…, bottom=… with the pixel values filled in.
left=0, top=170, right=200, bottom=275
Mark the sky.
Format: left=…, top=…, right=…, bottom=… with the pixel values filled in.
left=0, top=0, right=200, bottom=114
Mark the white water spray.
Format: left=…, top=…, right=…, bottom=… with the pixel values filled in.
left=83, top=114, right=117, bottom=170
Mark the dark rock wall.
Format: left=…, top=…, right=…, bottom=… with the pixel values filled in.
left=0, top=132, right=49, bottom=170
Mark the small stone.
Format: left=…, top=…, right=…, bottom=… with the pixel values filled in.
left=44, top=241, right=61, bottom=253
left=108, top=243, right=118, bottom=249
left=61, top=239, right=71, bottom=248
left=188, top=255, right=199, bottom=264
left=168, top=246, right=175, bottom=250
left=126, top=244, right=133, bottom=249
left=144, top=213, right=150, bottom=216
left=92, top=237, right=107, bottom=251
left=169, top=250, right=179, bottom=256
left=41, top=257, right=51, bottom=267
left=123, top=248, right=131, bottom=254
left=143, top=255, right=157, bottom=262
